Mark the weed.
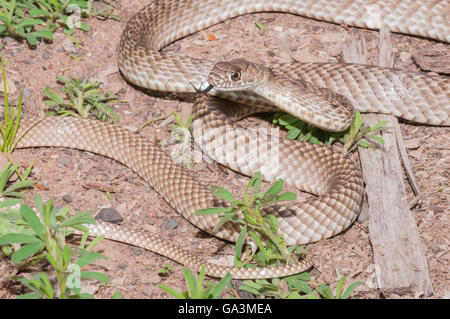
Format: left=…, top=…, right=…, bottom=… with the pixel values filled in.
left=158, top=264, right=232, bottom=299
left=0, top=55, right=24, bottom=154
left=0, top=161, right=34, bottom=199
left=43, top=75, right=120, bottom=122
left=158, top=261, right=174, bottom=276
left=315, top=275, right=362, bottom=299
left=273, top=111, right=390, bottom=153
left=0, top=0, right=53, bottom=45
left=170, top=111, right=194, bottom=167
left=196, top=171, right=363, bottom=299
left=197, top=171, right=298, bottom=265
left=239, top=273, right=362, bottom=299
left=0, top=0, right=119, bottom=46
left=0, top=196, right=111, bottom=298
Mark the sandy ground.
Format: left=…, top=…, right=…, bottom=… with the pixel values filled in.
left=0, top=0, right=448, bottom=299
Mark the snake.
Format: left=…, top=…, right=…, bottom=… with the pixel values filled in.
left=13, top=0, right=449, bottom=279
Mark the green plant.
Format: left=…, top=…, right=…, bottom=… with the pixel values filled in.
left=0, top=0, right=119, bottom=46
left=254, top=20, right=268, bottom=36
left=0, top=196, right=111, bottom=298
left=197, top=171, right=298, bottom=266
left=273, top=111, right=389, bottom=153
left=239, top=272, right=315, bottom=298
left=169, top=111, right=194, bottom=167
left=342, top=111, right=390, bottom=153
left=43, top=75, right=120, bottom=122
left=0, top=198, right=32, bottom=256
left=158, top=265, right=232, bottom=299
left=158, top=262, right=174, bottom=276
left=239, top=273, right=362, bottom=299
left=0, top=55, right=24, bottom=154
left=0, top=161, right=34, bottom=198
left=0, top=0, right=53, bottom=45
left=316, top=276, right=362, bottom=299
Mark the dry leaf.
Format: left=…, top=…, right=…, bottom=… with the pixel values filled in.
left=205, top=32, right=216, bottom=41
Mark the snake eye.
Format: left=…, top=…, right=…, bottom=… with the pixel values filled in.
left=231, top=72, right=241, bottom=81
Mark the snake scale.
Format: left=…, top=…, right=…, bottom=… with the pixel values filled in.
left=14, top=0, right=449, bottom=279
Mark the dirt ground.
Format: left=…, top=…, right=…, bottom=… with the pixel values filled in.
left=0, top=0, right=448, bottom=299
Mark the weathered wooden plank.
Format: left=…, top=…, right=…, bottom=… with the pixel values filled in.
left=343, top=27, right=433, bottom=296
left=359, top=114, right=433, bottom=296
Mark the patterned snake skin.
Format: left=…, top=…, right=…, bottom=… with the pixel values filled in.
left=15, top=0, right=449, bottom=279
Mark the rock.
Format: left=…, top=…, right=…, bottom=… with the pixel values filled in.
left=399, top=51, right=412, bottom=62
left=164, top=218, right=179, bottom=230
left=62, top=194, right=73, bottom=203
left=129, top=247, right=143, bottom=256
left=22, top=88, right=31, bottom=98
left=143, top=286, right=155, bottom=297
left=95, top=208, right=124, bottom=224
left=42, top=52, right=52, bottom=60
left=142, top=274, right=161, bottom=285
left=56, top=156, right=72, bottom=166
left=0, top=78, right=17, bottom=95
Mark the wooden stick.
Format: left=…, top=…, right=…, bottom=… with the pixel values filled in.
left=343, top=27, right=433, bottom=296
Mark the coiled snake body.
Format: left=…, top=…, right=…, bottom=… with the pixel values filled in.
left=15, top=0, right=450, bottom=279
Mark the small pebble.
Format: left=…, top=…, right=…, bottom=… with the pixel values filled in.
left=62, top=194, right=73, bottom=203
left=96, top=208, right=124, bottom=224
left=3, top=36, right=16, bottom=44
left=273, top=26, right=283, bottom=32
left=42, top=52, right=52, bottom=60
left=129, top=247, right=143, bottom=256
left=22, top=88, right=31, bottom=98
left=56, top=156, right=72, bottom=166
left=118, top=263, right=128, bottom=269
left=164, top=218, right=179, bottom=230
left=142, top=274, right=161, bottom=285
left=143, top=286, right=155, bottom=297
left=399, top=51, right=411, bottom=62
left=145, top=217, right=154, bottom=225
left=431, top=205, right=443, bottom=213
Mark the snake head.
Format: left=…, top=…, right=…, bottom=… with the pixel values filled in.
left=206, top=58, right=272, bottom=91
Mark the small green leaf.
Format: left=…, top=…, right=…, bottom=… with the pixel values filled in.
left=0, top=233, right=39, bottom=245
left=16, top=293, right=42, bottom=299
left=11, top=241, right=43, bottom=263
left=234, top=226, right=247, bottom=264
left=255, top=21, right=265, bottom=31
left=341, top=281, right=363, bottom=299
left=20, top=205, right=44, bottom=237
left=80, top=271, right=110, bottom=283
left=75, top=251, right=107, bottom=268
left=335, top=276, right=346, bottom=298
left=317, top=284, right=334, bottom=299
left=196, top=207, right=234, bottom=215
left=265, top=179, right=284, bottom=195
left=158, top=284, right=186, bottom=299
left=210, top=273, right=232, bottom=299
left=16, top=18, right=45, bottom=28
left=210, top=186, right=235, bottom=202
left=277, top=192, right=296, bottom=202
left=365, top=134, right=385, bottom=145
left=183, top=267, right=198, bottom=298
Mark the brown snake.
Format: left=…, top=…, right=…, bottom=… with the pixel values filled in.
left=14, top=0, right=450, bottom=279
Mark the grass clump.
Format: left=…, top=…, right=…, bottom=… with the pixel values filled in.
left=158, top=265, right=232, bottom=299
left=0, top=0, right=119, bottom=46
left=43, top=75, right=120, bottom=122
left=273, top=111, right=390, bottom=153
left=0, top=196, right=113, bottom=299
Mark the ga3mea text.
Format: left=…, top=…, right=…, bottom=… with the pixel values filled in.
left=178, top=303, right=272, bottom=316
